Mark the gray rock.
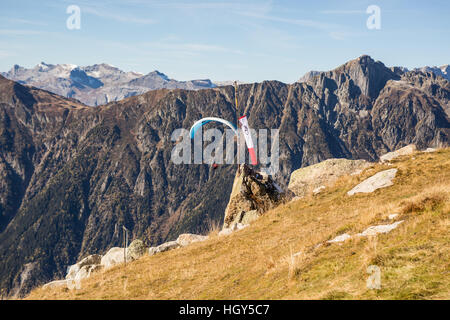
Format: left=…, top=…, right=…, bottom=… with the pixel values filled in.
left=101, top=247, right=126, bottom=269
left=347, top=169, right=398, bottom=196
left=219, top=223, right=249, bottom=236
left=157, top=241, right=180, bottom=253
left=66, top=254, right=102, bottom=280
left=148, top=240, right=181, bottom=256
left=288, top=158, right=370, bottom=198
left=356, top=221, right=404, bottom=237
left=74, top=264, right=103, bottom=282
left=42, top=280, right=67, bottom=290
left=327, top=233, right=351, bottom=243
left=148, top=247, right=159, bottom=256
left=176, top=234, right=208, bottom=247
left=380, top=144, right=416, bottom=162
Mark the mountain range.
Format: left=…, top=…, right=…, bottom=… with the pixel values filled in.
left=0, top=55, right=448, bottom=298
left=1, top=63, right=216, bottom=106
left=299, top=64, right=450, bottom=83
left=5, top=61, right=448, bottom=109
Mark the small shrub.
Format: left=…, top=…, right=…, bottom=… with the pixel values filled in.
left=401, top=194, right=446, bottom=214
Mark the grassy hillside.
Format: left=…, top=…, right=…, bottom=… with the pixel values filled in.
left=27, top=149, right=450, bottom=300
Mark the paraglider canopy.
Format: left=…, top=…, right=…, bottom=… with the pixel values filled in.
left=189, top=117, right=238, bottom=139
left=189, top=115, right=257, bottom=166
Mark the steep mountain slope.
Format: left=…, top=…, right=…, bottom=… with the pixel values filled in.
left=26, top=148, right=450, bottom=300
left=1, top=63, right=216, bottom=106
left=299, top=60, right=450, bottom=113
left=0, top=55, right=449, bottom=297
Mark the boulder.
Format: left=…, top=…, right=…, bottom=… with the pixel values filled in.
left=101, top=247, right=126, bottom=269
left=347, top=168, right=397, bottom=196
left=223, top=164, right=287, bottom=229
left=176, top=234, right=208, bottom=247
left=356, top=221, right=404, bottom=237
left=288, top=158, right=370, bottom=197
left=66, top=254, right=102, bottom=280
left=74, top=264, right=103, bottom=282
left=219, top=223, right=249, bottom=236
left=157, top=240, right=180, bottom=252
left=43, top=280, right=67, bottom=290
left=380, top=144, right=416, bottom=162
left=126, top=239, right=147, bottom=261
left=327, top=233, right=351, bottom=243
left=148, top=240, right=181, bottom=256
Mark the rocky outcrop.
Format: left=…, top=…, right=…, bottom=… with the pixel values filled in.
left=380, top=144, right=417, bottom=162
left=288, top=158, right=371, bottom=197
left=223, top=165, right=288, bottom=229
left=347, top=169, right=398, bottom=196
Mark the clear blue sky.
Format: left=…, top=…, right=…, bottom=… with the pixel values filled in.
left=1, top=0, right=449, bottom=83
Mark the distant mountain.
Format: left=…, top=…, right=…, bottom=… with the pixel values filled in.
left=298, top=62, right=450, bottom=83
left=1, top=62, right=216, bottom=106
left=213, top=80, right=248, bottom=87
left=297, top=70, right=321, bottom=83
left=0, top=55, right=449, bottom=298
left=413, top=65, right=449, bottom=81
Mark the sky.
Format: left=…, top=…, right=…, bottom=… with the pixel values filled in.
left=0, top=0, right=449, bottom=83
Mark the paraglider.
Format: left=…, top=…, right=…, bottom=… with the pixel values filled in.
left=189, top=81, right=258, bottom=167
left=188, top=115, right=257, bottom=166
left=189, top=117, right=238, bottom=139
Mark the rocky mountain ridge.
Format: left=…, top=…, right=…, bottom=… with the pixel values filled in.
left=298, top=60, right=450, bottom=85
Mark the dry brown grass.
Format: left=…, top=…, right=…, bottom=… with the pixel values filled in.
left=26, top=148, right=450, bottom=300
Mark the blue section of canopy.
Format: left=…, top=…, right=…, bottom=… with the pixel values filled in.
left=189, top=117, right=238, bottom=139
